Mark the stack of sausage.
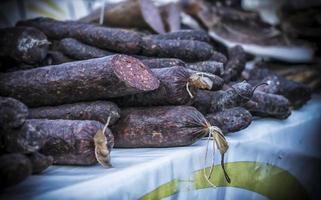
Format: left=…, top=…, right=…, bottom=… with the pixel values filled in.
left=0, top=0, right=312, bottom=189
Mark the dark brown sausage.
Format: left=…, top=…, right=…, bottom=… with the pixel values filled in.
left=57, top=38, right=113, bottom=60
left=244, top=91, right=291, bottom=119
left=0, top=55, right=160, bottom=107
left=147, top=30, right=210, bottom=42
left=223, top=45, right=247, bottom=83
left=186, top=61, right=224, bottom=76
left=141, top=58, right=186, bottom=69
left=111, top=106, right=209, bottom=147
left=29, top=101, right=120, bottom=125
left=193, top=90, right=213, bottom=114
left=206, top=107, right=252, bottom=134
left=245, top=67, right=311, bottom=108
left=2, top=120, right=46, bottom=154
left=112, top=66, right=194, bottom=107
left=0, top=26, right=49, bottom=64
left=28, top=119, right=114, bottom=165
left=209, top=81, right=253, bottom=113
left=27, top=152, right=53, bottom=174
left=140, top=38, right=213, bottom=62
left=17, top=17, right=143, bottom=54
left=0, top=153, right=32, bottom=189
left=0, top=97, right=28, bottom=129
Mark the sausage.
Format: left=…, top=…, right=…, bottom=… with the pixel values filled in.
left=57, top=38, right=113, bottom=60
left=111, top=106, right=209, bottom=147
left=245, top=67, right=311, bottom=108
left=0, top=26, right=49, bottom=64
left=2, top=120, right=46, bottom=154
left=140, top=38, right=213, bottom=62
left=186, top=61, right=224, bottom=76
left=206, top=107, right=252, bottom=133
left=29, top=101, right=120, bottom=125
left=209, top=81, right=254, bottom=113
left=112, top=66, right=196, bottom=107
left=0, top=153, right=32, bottom=189
left=141, top=58, right=186, bottom=69
left=0, top=97, right=28, bottom=129
left=17, top=17, right=143, bottom=54
left=0, top=55, right=160, bottom=107
left=147, top=30, right=210, bottom=42
left=193, top=90, right=213, bottom=114
left=210, top=50, right=228, bottom=64
left=28, top=119, right=114, bottom=165
left=223, top=45, right=247, bottom=83
left=244, top=91, right=291, bottom=119
left=27, top=152, right=53, bottom=174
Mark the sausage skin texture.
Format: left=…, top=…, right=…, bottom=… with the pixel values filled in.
left=112, top=106, right=209, bottom=147
left=28, top=119, right=114, bottom=165
left=112, top=66, right=194, bottom=107
left=0, top=96, right=28, bottom=129
left=244, top=91, right=291, bottom=119
left=17, top=17, right=143, bottom=54
left=206, top=107, right=252, bottom=134
left=140, top=38, right=213, bottom=62
left=141, top=58, right=186, bottom=69
left=0, top=26, right=49, bottom=64
left=147, top=30, right=210, bottom=42
left=0, top=55, right=160, bottom=107
left=29, top=101, right=120, bottom=125
left=57, top=38, right=113, bottom=60
left=223, top=45, right=247, bottom=83
left=245, top=67, right=311, bottom=108
left=209, top=81, right=253, bottom=113
left=193, top=90, right=213, bottom=114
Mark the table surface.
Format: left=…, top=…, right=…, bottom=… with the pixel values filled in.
left=1, top=94, right=321, bottom=200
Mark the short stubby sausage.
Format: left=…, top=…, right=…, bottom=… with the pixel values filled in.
left=28, top=119, right=114, bottom=165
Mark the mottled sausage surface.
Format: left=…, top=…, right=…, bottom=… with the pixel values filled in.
left=206, top=107, right=252, bottom=134
left=29, top=101, right=120, bottom=125
left=244, top=91, right=291, bottom=119
left=210, top=81, right=253, bottom=113
left=147, top=30, right=210, bottom=42
left=223, top=45, right=247, bottom=83
left=17, top=17, right=143, bottom=54
left=141, top=58, right=185, bottom=69
left=193, top=90, right=213, bottom=114
left=57, top=38, right=113, bottom=60
left=140, top=38, right=213, bottom=62
left=186, top=61, right=224, bottom=76
left=0, top=97, right=28, bottom=129
left=245, top=67, right=311, bottom=108
left=3, top=120, right=46, bottom=154
left=0, top=55, right=159, bottom=107
left=112, top=106, right=209, bottom=147
left=28, top=119, right=114, bottom=165
left=0, top=26, right=49, bottom=64
left=112, top=66, right=194, bottom=107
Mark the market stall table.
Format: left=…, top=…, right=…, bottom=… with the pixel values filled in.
left=1, top=94, right=321, bottom=200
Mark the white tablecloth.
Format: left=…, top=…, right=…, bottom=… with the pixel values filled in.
left=1, top=94, right=321, bottom=200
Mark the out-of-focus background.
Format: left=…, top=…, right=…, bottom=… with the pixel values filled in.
left=0, top=0, right=178, bottom=26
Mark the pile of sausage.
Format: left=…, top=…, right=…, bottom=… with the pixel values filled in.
left=0, top=16, right=311, bottom=188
